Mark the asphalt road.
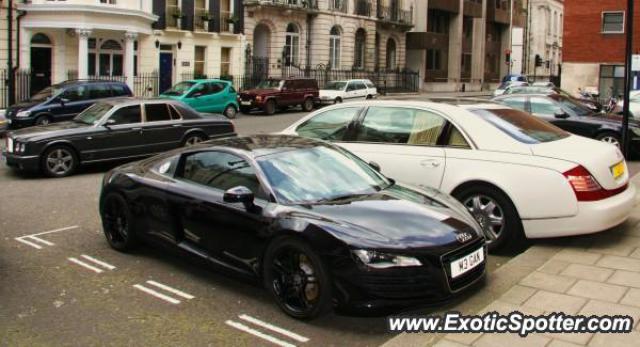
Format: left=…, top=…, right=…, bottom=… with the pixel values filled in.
left=0, top=107, right=608, bottom=346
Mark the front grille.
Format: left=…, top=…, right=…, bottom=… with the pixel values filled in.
left=441, top=238, right=486, bottom=292
left=359, top=270, right=442, bottom=299
left=240, top=94, right=255, bottom=101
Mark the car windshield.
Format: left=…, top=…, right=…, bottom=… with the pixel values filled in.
left=73, top=103, right=114, bottom=125
left=30, top=86, right=63, bottom=102
left=324, top=81, right=347, bottom=90
left=257, top=79, right=283, bottom=89
left=558, top=97, right=593, bottom=117
left=470, top=107, right=569, bottom=144
left=257, top=146, right=390, bottom=204
left=163, top=82, right=196, bottom=96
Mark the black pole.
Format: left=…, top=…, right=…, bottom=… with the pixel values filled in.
left=7, top=0, right=14, bottom=105
left=622, top=0, right=634, bottom=157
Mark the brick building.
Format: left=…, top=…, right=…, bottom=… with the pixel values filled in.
left=562, top=0, right=640, bottom=97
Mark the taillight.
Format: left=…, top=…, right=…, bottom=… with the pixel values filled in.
left=563, top=165, right=627, bottom=201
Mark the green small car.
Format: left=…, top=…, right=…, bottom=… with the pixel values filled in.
left=160, top=79, right=239, bottom=119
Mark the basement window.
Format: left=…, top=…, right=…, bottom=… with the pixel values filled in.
left=602, top=11, right=624, bottom=34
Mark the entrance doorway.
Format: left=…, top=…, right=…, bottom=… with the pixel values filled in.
left=159, top=48, right=173, bottom=93
left=30, top=33, right=52, bottom=95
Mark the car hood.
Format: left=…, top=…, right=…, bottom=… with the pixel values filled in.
left=9, top=121, right=90, bottom=141
left=283, top=184, right=483, bottom=250
left=530, top=135, right=628, bottom=190
left=6, top=100, right=42, bottom=115
left=158, top=94, right=185, bottom=100
left=240, top=89, right=279, bottom=96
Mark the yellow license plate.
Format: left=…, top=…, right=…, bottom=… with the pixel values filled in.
left=611, top=161, right=625, bottom=179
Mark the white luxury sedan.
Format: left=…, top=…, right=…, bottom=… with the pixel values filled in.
left=281, top=100, right=636, bottom=252
left=318, top=79, right=377, bottom=104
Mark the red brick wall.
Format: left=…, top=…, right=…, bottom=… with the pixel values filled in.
left=564, top=0, right=640, bottom=63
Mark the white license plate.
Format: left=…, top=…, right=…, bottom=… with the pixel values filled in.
left=450, top=247, right=484, bottom=279
left=241, top=101, right=252, bottom=106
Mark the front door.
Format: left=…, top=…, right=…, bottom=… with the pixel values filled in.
left=159, top=52, right=173, bottom=94
left=30, top=47, right=52, bottom=95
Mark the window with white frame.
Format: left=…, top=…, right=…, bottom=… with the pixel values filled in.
left=329, top=26, right=341, bottom=69
left=88, top=39, right=132, bottom=76
left=354, top=28, right=366, bottom=69
left=602, top=11, right=624, bottom=34
left=194, top=46, right=206, bottom=77
left=284, top=23, right=300, bottom=66
left=221, top=47, right=231, bottom=76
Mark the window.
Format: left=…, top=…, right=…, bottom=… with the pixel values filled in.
left=602, top=11, right=624, bottom=33
left=89, top=84, right=112, bottom=99
left=447, top=126, right=470, bottom=148
left=62, top=86, right=89, bottom=101
left=386, top=38, right=397, bottom=70
left=296, top=107, right=360, bottom=140
left=500, top=96, right=527, bottom=112
left=194, top=46, right=206, bottom=78
left=355, top=107, right=446, bottom=145
left=285, top=24, right=300, bottom=67
left=109, top=105, right=141, bottom=125
left=221, top=47, right=231, bottom=76
left=168, top=104, right=182, bottom=120
left=427, top=10, right=449, bottom=34
left=111, top=84, right=130, bottom=97
left=207, top=82, right=225, bottom=94
left=329, top=26, right=341, bottom=69
left=181, top=152, right=266, bottom=199
left=354, top=29, right=366, bottom=69
left=469, top=107, right=568, bottom=144
left=145, top=103, right=172, bottom=122
left=89, top=39, right=124, bottom=76
left=426, top=49, right=441, bottom=70
left=353, top=81, right=366, bottom=90
left=600, top=65, right=625, bottom=98
left=530, top=97, right=562, bottom=115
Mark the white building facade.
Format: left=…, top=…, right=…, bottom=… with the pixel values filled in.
left=523, top=0, right=562, bottom=80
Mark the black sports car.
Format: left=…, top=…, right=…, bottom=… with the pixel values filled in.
left=2, top=98, right=236, bottom=177
left=99, top=135, right=487, bottom=319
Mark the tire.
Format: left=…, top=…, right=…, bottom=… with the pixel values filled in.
left=334, top=97, right=342, bottom=104
left=264, top=100, right=277, bottom=115
left=223, top=105, right=237, bottom=119
left=453, top=184, right=526, bottom=254
left=263, top=237, right=333, bottom=320
left=596, top=131, right=621, bottom=149
left=302, top=97, right=314, bottom=112
left=35, top=115, right=51, bottom=126
left=101, top=193, right=138, bottom=252
left=182, top=132, right=206, bottom=147
left=41, top=145, right=78, bottom=178
left=366, top=95, right=373, bottom=100
left=240, top=106, right=252, bottom=114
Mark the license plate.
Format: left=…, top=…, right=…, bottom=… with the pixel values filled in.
left=241, top=101, right=252, bottom=106
left=450, top=247, right=484, bottom=279
left=611, top=161, right=625, bottom=179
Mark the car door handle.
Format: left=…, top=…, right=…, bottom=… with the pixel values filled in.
left=420, top=159, right=441, bottom=168
left=131, top=127, right=142, bottom=131
left=172, top=124, right=182, bottom=127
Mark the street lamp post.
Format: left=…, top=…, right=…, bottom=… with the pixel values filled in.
left=622, top=0, right=634, bottom=157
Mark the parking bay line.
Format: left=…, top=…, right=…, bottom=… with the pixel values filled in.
left=15, top=237, right=44, bottom=249
left=132, top=284, right=181, bottom=304
left=145, top=280, right=194, bottom=299
left=14, top=225, right=80, bottom=249
left=68, top=257, right=104, bottom=273
left=80, top=254, right=116, bottom=270
left=238, top=314, right=309, bottom=343
left=225, top=320, right=297, bottom=347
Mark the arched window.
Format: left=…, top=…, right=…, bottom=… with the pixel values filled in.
left=329, top=26, right=341, bottom=69
left=386, top=38, right=396, bottom=70
left=89, top=39, right=125, bottom=76
left=31, top=33, right=52, bottom=45
left=354, top=29, right=366, bottom=70
left=284, top=23, right=300, bottom=66
left=101, top=40, right=123, bottom=50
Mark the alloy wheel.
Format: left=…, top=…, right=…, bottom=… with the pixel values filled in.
left=185, top=135, right=203, bottom=146
left=36, top=117, right=50, bottom=126
left=102, top=195, right=129, bottom=247
left=600, top=135, right=620, bottom=148
left=463, top=194, right=505, bottom=243
left=270, top=247, right=320, bottom=315
left=45, top=148, right=74, bottom=176
left=224, top=106, right=237, bottom=119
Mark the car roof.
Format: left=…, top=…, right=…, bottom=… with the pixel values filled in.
left=187, top=79, right=231, bottom=83
left=97, top=97, right=186, bottom=107
left=197, top=134, right=330, bottom=158
left=56, top=79, right=126, bottom=87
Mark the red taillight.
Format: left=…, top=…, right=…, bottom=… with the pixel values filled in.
left=563, top=165, right=627, bottom=201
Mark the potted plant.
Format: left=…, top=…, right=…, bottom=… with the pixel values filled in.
left=226, top=14, right=240, bottom=32
left=200, top=11, right=211, bottom=31
left=172, top=8, right=185, bottom=29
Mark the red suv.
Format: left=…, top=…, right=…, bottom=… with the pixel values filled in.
left=239, top=78, right=319, bottom=115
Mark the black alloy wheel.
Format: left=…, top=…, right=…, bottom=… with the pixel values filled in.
left=263, top=237, right=332, bottom=319
left=101, top=193, right=138, bottom=251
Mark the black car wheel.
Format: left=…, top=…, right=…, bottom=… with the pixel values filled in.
left=101, top=193, right=138, bottom=251
left=596, top=132, right=621, bottom=148
left=334, top=97, right=342, bottom=104
left=264, top=100, right=277, bottom=115
left=182, top=133, right=206, bottom=146
left=302, top=98, right=314, bottom=112
left=453, top=184, right=526, bottom=254
left=223, top=105, right=237, bottom=119
left=41, top=145, right=78, bottom=177
left=35, top=115, right=51, bottom=126
left=240, top=106, right=252, bottom=114
left=263, top=237, right=332, bottom=319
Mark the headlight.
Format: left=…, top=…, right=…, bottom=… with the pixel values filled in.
left=6, top=137, right=13, bottom=153
left=352, top=250, right=422, bottom=269
left=255, top=96, right=262, bottom=102
left=17, top=143, right=26, bottom=153
left=16, top=110, right=30, bottom=118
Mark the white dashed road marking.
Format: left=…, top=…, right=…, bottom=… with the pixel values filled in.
left=226, top=314, right=310, bottom=347
left=133, top=281, right=194, bottom=304
left=68, top=254, right=116, bottom=274
left=68, top=257, right=104, bottom=273
left=15, top=225, right=80, bottom=249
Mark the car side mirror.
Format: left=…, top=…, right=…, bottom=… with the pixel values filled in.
left=224, top=186, right=255, bottom=209
left=189, top=91, right=203, bottom=98
left=104, top=119, right=117, bottom=128
left=369, top=161, right=381, bottom=172
left=554, top=110, right=569, bottom=119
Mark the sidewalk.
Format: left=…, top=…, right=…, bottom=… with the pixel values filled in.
left=383, top=174, right=640, bottom=347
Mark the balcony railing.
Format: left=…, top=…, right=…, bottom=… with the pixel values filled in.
left=377, top=5, right=412, bottom=26
left=354, top=0, right=370, bottom=16
left=166, top=4, right=181, bottom=29
left=328, top=0, right=348, bottom=12
left=243, top=0, right=318, bottom=10
left=194, top=8, right=209, bottom=31
left=220, top=11, right=235, bottom=32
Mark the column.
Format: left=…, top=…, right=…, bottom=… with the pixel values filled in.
left=76, top=29, right=92, bottom=79
left=471, top=0, right=486, bottom=84
left=447, top=0, right=463, bottom=89
left=124, top=32, right=138, bottom=91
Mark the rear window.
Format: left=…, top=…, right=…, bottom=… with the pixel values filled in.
left=469, top=107, right=569, bottom=144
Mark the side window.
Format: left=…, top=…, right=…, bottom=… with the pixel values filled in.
left=62, top=86, right=89, bottom=102
left=365, top=80, right=375, bottom=89
left=530, top=97, right=562, bottom=115
left=229, top=85, right=236, bottom=94
left=501, top=96, right=527, bottom=112
left=346, top=83, right=356, bottom=92
left=168, top=104, right=182, bottom=120
left=296, top=107, right=360, bottom=140
left=355, top=107, right=446, bottom=145
left=447, top=126, right=470, bottom=149
left=111, top=84, right=130, bottom=96
left=284, top=80, right=296, bottom=90
left=89, top=84, right=112, bottom=99
left=189, top=83, right=207, bottom=97
left=145, top=103, right=172, bottom=122
left=208, top=82, right=225, bottom=94
left=354, top=81, right=366, bottom=90
left=180, top=151, right=266, bottom=200
left=108, top=105, right=142, bottom=125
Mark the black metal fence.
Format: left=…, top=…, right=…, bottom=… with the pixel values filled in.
left=0, top=69, right=32, bottom=108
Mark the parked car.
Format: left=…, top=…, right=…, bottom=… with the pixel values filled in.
left=4, top=80, right=133, bottom=129
left=282, top=100, right=635, bottom=252
left=3, top=98, right=236, bottom=177
left=159, top=79, right=239, bottom=119
left=318, top=79, right=377, bottom=104
left=238, top=78, right=319, bottom=115
left=493, top=81, right=528, bottom=96
left=99, top=134, right=486, bottom=319
left=615, top=90, right=640, bottom=119
left=493, top=93, right=640, bottom=149
left=532, top=81, right=556, bottom=88
left=503, top=86, right=604, bottom=112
